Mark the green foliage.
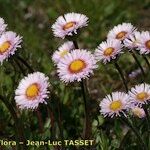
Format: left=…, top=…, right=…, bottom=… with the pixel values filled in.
left=0, top=0, right=150, bottom=150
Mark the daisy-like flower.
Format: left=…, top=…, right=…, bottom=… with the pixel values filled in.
left=100, top=92, right=130, bottom=118
left=124, top=31, right=141, bottom=49
left=52, top=12, right=88, bottom=39
left=94, top=39, right=122, bottom=64
left=52, top=41, right=74, bottom=64
left=15, top=72, right=50, bottom=110
left=0, top=31, right=22, bottom=64
left=137, top=31, right=150, bottom=54
left=57, top=49, right=97, bottom=82
left=0, top=17, right=7, bottom=35
left=129, top=83, right=150, bottom=106
left=107, top=23, right=136, bottom=41
left=131, top=106, right=145, bottom=118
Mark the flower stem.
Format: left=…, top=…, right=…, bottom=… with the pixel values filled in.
left=0, top=95, right=26, bottom=150
left=114, top=62, right=128, bottom=92
left=143, top=105, right=150, bottom=132
left=142, top=55, right=150, bottom=70
left=16, top=55, right=34, bottom=72
left=50, top=91, right=65, bottom=149
left=73, top=40, right=91, bottom=138
left=35, top=109, right=44, bottom=133
left=131, top=52, right=145, bottom=76
left=73, top=40, right=79, bottom=49
left=80, top=80, right=91, bottom=138
left=120, top=117, right=147, bottom=150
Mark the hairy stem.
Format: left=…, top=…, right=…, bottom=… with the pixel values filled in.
left=114, top=62, right=128, bottom=92
left=0, top=95, right=26, bottom=150
left=142, top=55, right=150, bottom=70
left=143, top=105, right=150, bottom=132
left=35, top=109, right=44, bottom=133
left=73, top=40, right=79, bottom=49
left=80, top=80, right=91, bottom=138
left=73, top=40, right=91, bottom=138
left=120, top=117, right=147, bottom=150
left=50, top=91, right=65, bottom=149
left=16, top=56, right=34, bottom=72
left=131, top=52, right=145, bottom=76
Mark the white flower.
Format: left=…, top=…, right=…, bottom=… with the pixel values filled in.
left=100, top=91, right=130, bottom=118
left=94, top=39, right=123, bottom=64
left=0, top=31, right=22, bottom=64
left=129, top=83, right=150, bottom=106
left=57, top=49, right=97, bottom=83
left=52, top=41, right=74, bottom=64
left=131, top=106, right=145, bottom=118
left=15, top=72, right=50, bottom=110
left=0, top=17, right=7, bottom=35
left=52, top=12, right=88, bottom=39
left=124, top=31, right=141, bottom=49
left=137, top=31, right=150, bottom=54
left=107, top=23, right=136, bottom=41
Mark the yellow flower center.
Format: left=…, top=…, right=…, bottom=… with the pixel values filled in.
left=63, top=22, right=75, bottom=30
left=60, top=50, right=68, bottom=57
left=136, top=92, right=148, bottom=101
left=104, top=47, right=114, bottom=56
left=26, top=83, right=40, bottom=100
left=116, top=31, right=127, bottom=40
left=0, top=41, right=11, bottom=54
left=109, top=100, right=122, bottom=111
left=145, top=40, right=150, bottom=49
left=69, top=59, right=86, bottom=73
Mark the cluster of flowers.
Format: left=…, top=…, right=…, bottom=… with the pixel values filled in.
left=100, top=83, right=150, bottom=118
left=51, top=13, right=150, bottom=119
left=0, top=18, right=22, bottom=64
left=95, top=22, right=150, bottom=64
left=1, top=12, right=150, bottom=113
left=52, top=13, right=98, bottom=83
left=0, top=17, right=50, bottom=110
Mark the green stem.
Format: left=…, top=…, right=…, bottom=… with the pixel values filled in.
left=143, top=105, right=150, bottom=132
left=131, top=52, right=145, bottom=76
left=50, top=91, right=65, bottom=149
left=120, top=117, right=147, bottom=150
left=13, top=58, right=26, bottom=76
left=142, top=55, right=150, bottom=70
left=73, top=40, right=91, bottom=138
left=73, top=40, right=79, bottom=49
left=0, top=95, right=26, bottom=150
left=46, top=105, right=55, bottom=140
left=119, top=130, right=131, bottom=150
left=80, top=80, right=91, bottom=139
left=114, top=62, right=128, bottom=92
left=16, top=56, right=34, bottom=73
left=35, top=109, right=44, bottom=133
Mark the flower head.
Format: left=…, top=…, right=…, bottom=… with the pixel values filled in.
left=100, top=91, right=130, bottom=118
left=107, top=23, right=136, bottom=41
left=131, top=106, right=145, bottom=118
left=129, top=83, right=150, bottom=106
left=0, top=17, right=7, bottom=35
left=52, top=41, right=74, bottom=64
left=94, top=39, right=123, bottom=64
left=124, top=31, right=141, bottom=49
left=15, top=72, right=50, bottom=110
left=0, top=31, right=22, bottom=64
left=52, top=12, right=88, bottom=39
left=57, top=49, right=97, bottom=82
left=137, top=31, right=150, bottom=54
